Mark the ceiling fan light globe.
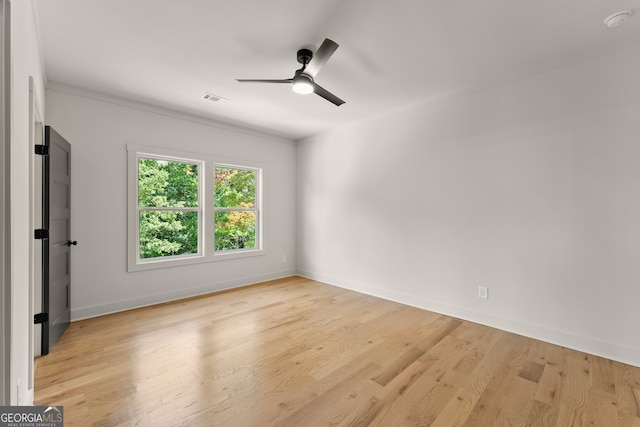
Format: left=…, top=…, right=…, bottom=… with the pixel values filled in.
left=292, top=75, right=314, bottom=95
left=292, top=81, right=313, bottom=95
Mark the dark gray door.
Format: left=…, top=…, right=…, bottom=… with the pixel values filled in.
left=42, top=126, right=73, bottom=354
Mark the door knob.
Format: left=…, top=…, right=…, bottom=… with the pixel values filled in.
left=67, top=240, right=77, bottom=246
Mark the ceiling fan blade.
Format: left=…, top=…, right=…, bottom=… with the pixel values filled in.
left=305, top=38, right=339, bottom=78
left=312, top=82, right=345, bottom=106
left=236, top=79, right=293, bottom=83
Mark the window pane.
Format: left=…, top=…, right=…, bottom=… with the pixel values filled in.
left=214, top=167, right=255, bottom=208
left=138, top=158, right=198, bottom=208
left=215, top=211, right=256, bottom=251
left=139, top=210, right=198, bottom=259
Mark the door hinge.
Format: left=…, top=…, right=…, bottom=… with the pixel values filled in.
left=34, top=229, right=49, bottom=239
left=34, top=313, right=49, bottom=324
left=35, top=145, right=49, bottom=156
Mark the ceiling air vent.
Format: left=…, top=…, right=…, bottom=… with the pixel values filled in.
left=201, top=92, right=229, bottom=104
left=604, top=10, right=632, bottom=28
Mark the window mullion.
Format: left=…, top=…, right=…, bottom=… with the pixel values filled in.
left=138, top=206, right=200, bottom=211
left=204, top=162, right=214, bottom=259
left=213, top=207, right=257, bottom=212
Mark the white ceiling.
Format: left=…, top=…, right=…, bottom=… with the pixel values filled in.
left=34, top=0, right=640, bottom=141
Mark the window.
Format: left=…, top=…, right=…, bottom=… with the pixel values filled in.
left=137, top=157, right=201, bottom=260
left=214, top=166, right=258, bottom=252
left=127, top=145, right=263, bottom=271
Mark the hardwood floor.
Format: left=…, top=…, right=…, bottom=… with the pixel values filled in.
left=35, top=276, right=640, bottom=426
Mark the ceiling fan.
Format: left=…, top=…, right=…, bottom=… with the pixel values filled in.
left=236, top=38, right=345, bottom=106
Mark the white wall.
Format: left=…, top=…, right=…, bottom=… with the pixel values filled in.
left=297, top=44, right=640, bottom=367
left=45, top=89, right=297, bottom=320
left=10, top=0, right=47, bottom=405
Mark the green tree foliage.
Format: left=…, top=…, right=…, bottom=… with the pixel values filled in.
left=138, top=158, right=198, bottom=259
left=214, top=167, right=257, bottom=251
left=136, top=159, right=258, bottom=258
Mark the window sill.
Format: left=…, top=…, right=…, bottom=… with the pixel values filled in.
left=212, top=248, right=265, bottom=261
left=127, top=249, right=266, bottom=272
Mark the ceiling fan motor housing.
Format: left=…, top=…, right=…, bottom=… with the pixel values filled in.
left=297, top=49, right=313, bottom=65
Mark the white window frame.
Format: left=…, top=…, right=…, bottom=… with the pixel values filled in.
left=213, top=163, right=262, bottom=256
left=127, top=145, right=264, bottom=272
left=135, top=152, right=204, bottom=262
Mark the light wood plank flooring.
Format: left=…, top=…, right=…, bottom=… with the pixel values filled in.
left=35, top=276, right=640, bottom=426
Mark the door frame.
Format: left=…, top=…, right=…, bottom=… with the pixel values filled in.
left=28, top=76, right=44, bottom=379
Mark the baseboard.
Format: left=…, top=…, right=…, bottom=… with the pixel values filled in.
left=297, top=268, right=640, bottom=368
left=71, top=269, right=296, bottom=321
left=24, top=388, right=34, bottom=406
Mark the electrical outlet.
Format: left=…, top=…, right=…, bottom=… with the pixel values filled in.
left=282, top=255, right=287, bottom=263
left=478, top=286, right=489, bottom=300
